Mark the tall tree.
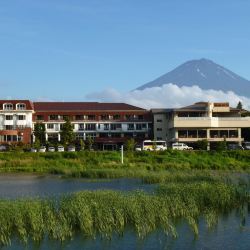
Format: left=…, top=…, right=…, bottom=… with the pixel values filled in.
left=33, top=123, right=46, bottom=144
left=125, top=138, right=136, bottom=152
left=60, top=117, right=75, bottom=145
left=86, top=135, right=94, bottom=150
left=236, top=101, right=243, bottom=110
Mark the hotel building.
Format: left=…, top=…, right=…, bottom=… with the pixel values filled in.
left=33, top=102, right=152, bottom=150
left=1, top=100, right=250, bottom=150
left=0, top=100, right=33, bottom=144
left=152, top=102, right=250, bottom=149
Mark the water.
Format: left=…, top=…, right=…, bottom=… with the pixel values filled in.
left=1, top=174, right=250, bottom=249
left=0, top=174, right=155, bottom=199
left=3, top=210, right=250, bottom=250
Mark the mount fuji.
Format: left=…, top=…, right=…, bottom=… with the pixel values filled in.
left=137, top=58, right=250, bottom=97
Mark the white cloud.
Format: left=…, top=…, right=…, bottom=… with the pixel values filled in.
left=85, top=83, right=250, bottom=110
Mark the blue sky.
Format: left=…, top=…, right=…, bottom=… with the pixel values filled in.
left=0, top=0, right=250, bottom=100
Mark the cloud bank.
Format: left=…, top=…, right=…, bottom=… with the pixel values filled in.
left=85, top=83, right=250, bottom=110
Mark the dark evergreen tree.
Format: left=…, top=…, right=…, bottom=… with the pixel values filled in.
left=60, top=117, right=75, bottom=145
left=33, top=123, right=46, bottom=144
left=236, top=101, right=243, bottom=110
left=86, top=135, right=94, bottom=150
left=196, top=139, right=208, bottom=150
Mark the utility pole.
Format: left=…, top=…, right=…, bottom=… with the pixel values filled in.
left=121, top=145, right=124, bottom=164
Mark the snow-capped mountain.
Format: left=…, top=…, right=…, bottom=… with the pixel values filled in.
left=137, top=58, right=250, bottom=96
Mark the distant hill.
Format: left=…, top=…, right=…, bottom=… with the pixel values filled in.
left=137, top=58, right=250, bottom=96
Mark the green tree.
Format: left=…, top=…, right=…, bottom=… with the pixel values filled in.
left=86, top=135, right=94, bottom=150
left=125, top=138, right=136, bottom=152
left=197, top=139, right=208, bottom=150
left=33, top=123, right=46, bottom=144
left=236, top=101, right=243, bottom=110
left=79, top=139, right=85, bottom=151
left=33, top=138, right=41, bottom=150
left=60, top=117, right=75, bottom=145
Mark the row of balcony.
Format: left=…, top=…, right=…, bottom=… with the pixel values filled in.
left=177, top=129, right=239, bottom=139
left=36, top=114, right=146, bottom=122
left=0, top=125, right=31, bottom=130
left=45, top=123, right=150, bottom=132
left=172, top=116, right=250, bottom=128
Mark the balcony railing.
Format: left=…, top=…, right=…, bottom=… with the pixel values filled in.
left=176, top=117, right=250, bottom=121
left=0, top=125, right=31, bottom=130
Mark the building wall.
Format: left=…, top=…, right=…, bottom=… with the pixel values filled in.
left=32, top=110, right=153, bottom=145
left=152, top=102, right=250, bottom=148
left=153, top=113, right=168, bottom=141
left=0, top=101, right=33, bottom=144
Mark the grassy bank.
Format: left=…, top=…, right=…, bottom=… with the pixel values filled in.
left=0, top=179, right=248, bottom=246
left=0, top=150, right=250, bottom=179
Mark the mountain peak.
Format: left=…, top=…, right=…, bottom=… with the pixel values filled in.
left=136, top=59, right=250, bottom=96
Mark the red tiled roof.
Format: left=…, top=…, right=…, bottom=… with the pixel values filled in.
left=34, top=102, right=145, bottom=111
left=0, top=100, right=34, bottom=110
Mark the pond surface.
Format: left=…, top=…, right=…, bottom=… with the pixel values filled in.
left=0, top=174, right=155, bottom=199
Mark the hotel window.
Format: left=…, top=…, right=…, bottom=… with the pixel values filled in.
left=18, top=115, right=26, bottom=120
left=49, top=115, right=59, bottom=120
left=210, top=130, right=219, bottom=138
left=87, top=115, right=96, bottom=120
left=220, top=130, right=229, bottom=138
left=5, top=115, right=13, bottom=120
left=157, top=119, right=162, bottom=122
left=157, top=137, right=163, bottom=140
left=136, top=124, right=143, bottom=130
left=179, top=130, right=188, bottom=138
left=79, top=124, right=84, bottom=131
left=128, top=124, right=134, bottom=130
left=16, top=103, right=26, bottom=110
left=62, top=115, right=69, bottom=120
left=157, top=128, right=162, bottom=131
left=111, top=124, right=121, bottom=130
left=18, top=125, right=25, bottom=129
left=86, top=133, right=96, bottom=139
left=138, top=115, right=144, bottom=120
left=101, top=115, right=109, bottom=120
left=47, top=124, right=54, bottom=129
left=75, top=115, right=84, bottom=120
left=4, top=135, right=17, bottom=142
left=229, top=130, right=238, bottom=138
left=85, top=124, right=96, bottom=131
left=3, top=103, right=13, bottom=110
left=104, top=124, right=109, bottom=130
left=5, top=125, right=13, bottom=130
left=36, top=115, right=44, bottom=120
left=76, top=133, right=84, bottom=140
left=198, top=130, right=207, bottom=138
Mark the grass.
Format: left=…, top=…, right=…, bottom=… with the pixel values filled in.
left=0, top=178, right=248, bottom=247
left=0, top=150, right=250, bottom=178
